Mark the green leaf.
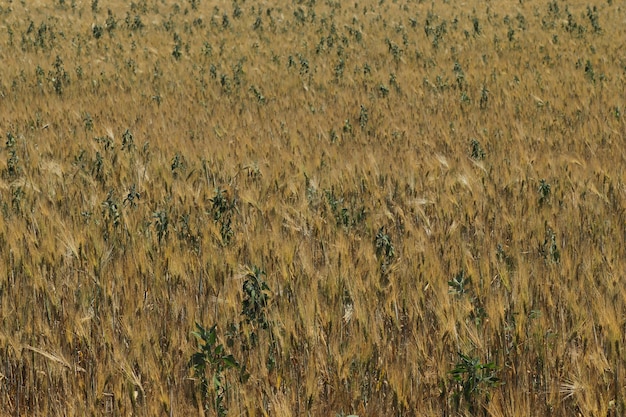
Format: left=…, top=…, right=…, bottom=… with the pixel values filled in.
left=189, top=352, right=206, bottom=370
left=222, top=354, right=240, bottom=369
left=213, top=373, right=222, bottom=388
left=207, top=325, right=217, bottom=346
left=239, top=365, right=250, bottom=383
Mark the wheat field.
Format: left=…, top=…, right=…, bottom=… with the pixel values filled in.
left=0, top=0, right=625, bottom=415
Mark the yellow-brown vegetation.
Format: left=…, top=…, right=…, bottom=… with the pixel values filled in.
left=0, top=0, right=625, bottom=415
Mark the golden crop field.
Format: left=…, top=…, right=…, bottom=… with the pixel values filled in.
left=0, top=0, right=625, bottom=415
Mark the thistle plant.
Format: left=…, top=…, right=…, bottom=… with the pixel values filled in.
left=241, top=266, right=271, bottom=332
left=102, top=190, right=121, bottom=241
left=209, top=188, right=236, bottom=245
left=479, top=85, right=489, bottom=109
left=189, top=323, right=242, bottom=417
left=5, top=132, right=20, bottom=179
left=587, top=6, right=601, bottom=33
left=123, top=184, right=140, bottom=208
left=172, top=33, right=182, bottom=60
left=171, top=152, right=184, bottom=178
left=448, top=270, right=471, bottom=296
left=375, top=227, right=395, bottom=261
left=50, top=55, right=69, bottom=95
left=105, top=9, right=117, bottom=33
left=359, top=105, right=368, bottom=130
left=92, top=24, right=103, bottom=39
left=541, top=227, right=560, bottom=263
left=454, top=62, right=465, bottom=90
left=538, top=179, right=551, bottom=206
left=249, top=85, right=266, bottom=104
left=209, top=188, right=234, bottom=222
left=470, top=139, right=485, bottom=160
left=153, top=209, right=169, bottom=244
left=121, top=129, right=134, bottom=151
left=449, top=352, right=500, bottom=413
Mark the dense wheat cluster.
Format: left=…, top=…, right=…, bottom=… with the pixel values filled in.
left=0, top=0, right=625, bottom=415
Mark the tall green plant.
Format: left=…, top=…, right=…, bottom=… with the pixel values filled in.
left=241, top=266, right=270, bottom=331
left=189, top=323, right=241, bottom=417
left=449, top=352, right=500, bottom=414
